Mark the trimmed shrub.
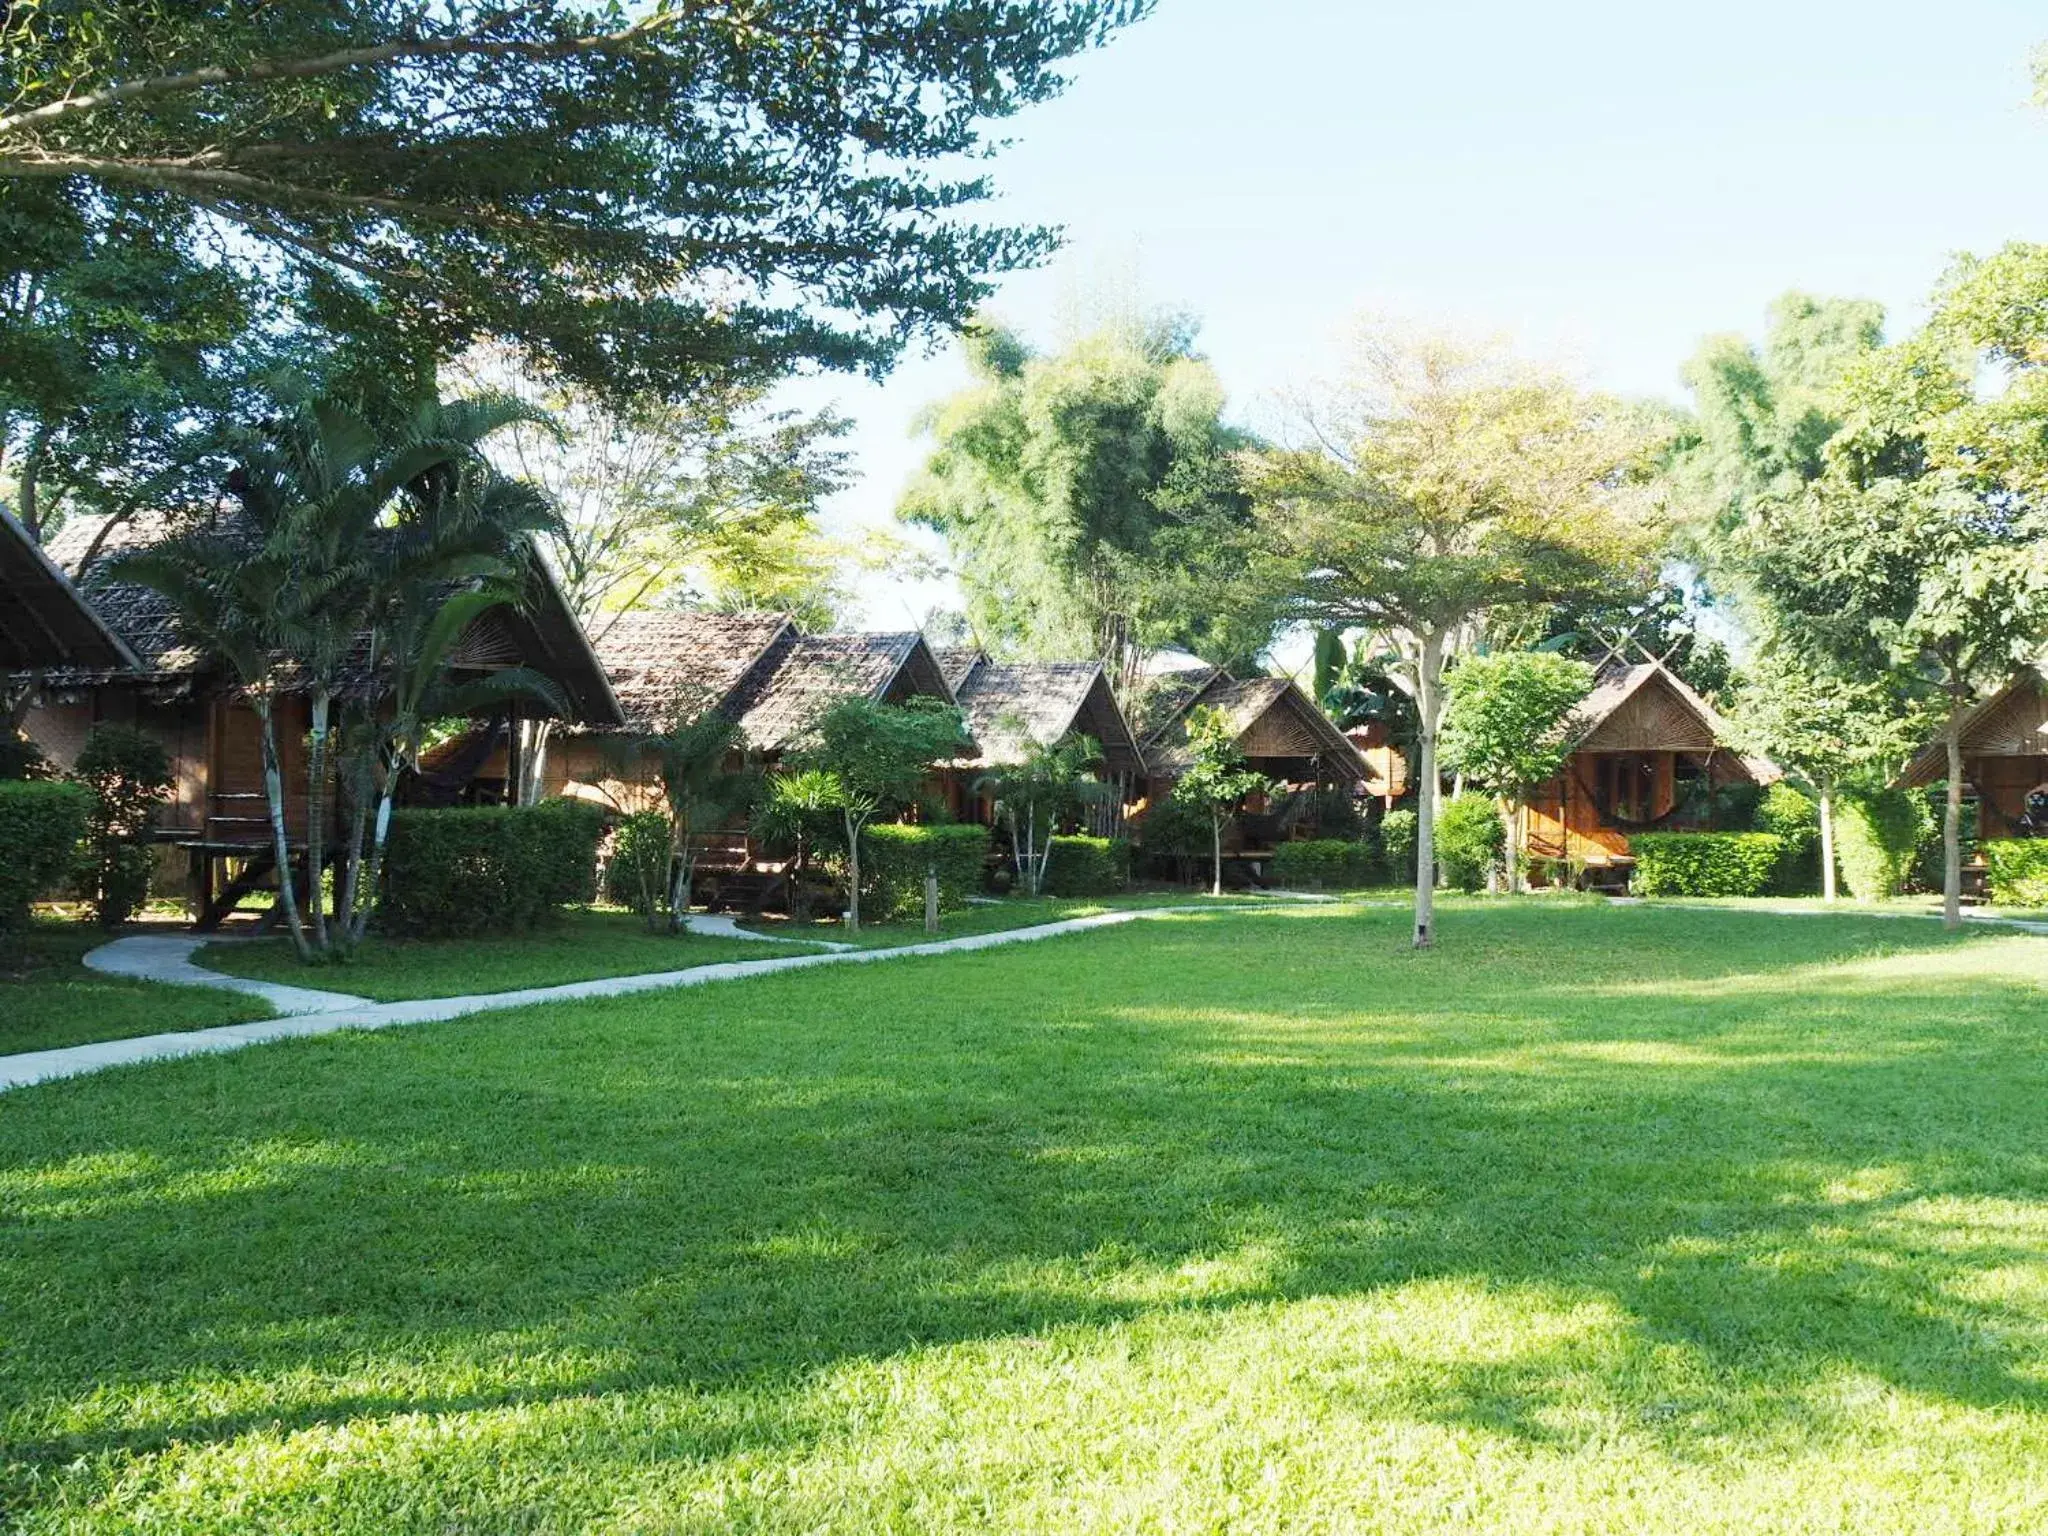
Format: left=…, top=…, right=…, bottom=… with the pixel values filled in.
left=1983, top=841, right=2048, bottom=908
left=602, top=810, right=673, bottom=926
left=1043, top=834, right=1130, bottom=897
left=73, top=723, right=174, bottom=927
left=1437, top=796, right=1505, bottom=892
left=1132, top=786, right=1208, bottom=880
left=1631, top=832, right=1783, bottom=897
left=1754, top=782, right=1821, bottom=896
left=0, top=779, right=90, bottom=931
left=1380, top=808, right=1418, bottom=883
left=382, top=798, right=604, bottom=937
left=863, top=823, right=990, bottom=922
left=1272, top=838, right=1377, bottom=890
left=1836, top=788, right=1929, bottom=901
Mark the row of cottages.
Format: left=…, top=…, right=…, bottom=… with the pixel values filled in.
left=10, top=513, right=624, bottom=927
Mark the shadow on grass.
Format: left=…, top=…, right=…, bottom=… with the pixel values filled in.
left=5, top=902, right=2047, bottom=1488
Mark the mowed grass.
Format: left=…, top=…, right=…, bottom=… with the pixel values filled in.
left=0, top=921, right=269, bottom=1054
left=198, top=907, right=831, bottom=1002
left=6, top=903, right=2048, bottom=1532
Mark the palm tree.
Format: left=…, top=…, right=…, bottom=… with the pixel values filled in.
left=108, top=527, right=317, bottom=959
left=974, top=730, right=1110, bottom=896
left=601, top=711, right=755, bottom=934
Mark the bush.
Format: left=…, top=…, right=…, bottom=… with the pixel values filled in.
left=0, top=732, right=51, bottom=781
left=1910, top=786, right=1977, bottom=894
left=1043, top=834, right=1130, bottom=896
left=1437, top=796, right=1505, bottom=892
left=382, top=798, right=604, bottom=937
left=1272, top=838, right=1377, bottom=890
left=72, top=724, right=174, bottom=927
left=862, top=823, right=990, bottom=923
left=1836, top=788, right=1929, bottom=901
left=1754, top=782, right=1820, bottom=896
left=1631, top=832, right=1783, bottom=897
left=0, top=779, right=90, bottom=931
left=1380, top=808, right=1418, bottom=883
left=602, top=810, right=673, bottom=926
left=1131, top=786, right=1208, bottom=881
left=1983, top=840, right=2048, bottom=907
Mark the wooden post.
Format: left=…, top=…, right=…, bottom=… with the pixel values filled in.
left=923, top=866, right=939, bottom=933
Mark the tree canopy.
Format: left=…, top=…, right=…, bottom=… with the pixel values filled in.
left=0, top=1, right=1147, bottom=400
left=1246, top=324, right=1663, bottom=946
left=899, top=310, right=1274, bottom=694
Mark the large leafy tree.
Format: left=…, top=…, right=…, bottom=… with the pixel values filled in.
left=0, top=2, right=1147, bottom=399
left=1247, top=325, right=1662, bottom=948
left=899, top=311, right=1274, bottom=696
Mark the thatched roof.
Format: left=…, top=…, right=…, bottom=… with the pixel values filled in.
left=948, top=656, right=1144, bottom=774
left=933, top=646, right=986, bottom=693
left=727, top=630, right=955, bottom=753
left=1899, top=666, right=2048, bottom=787
left=592, top=610, right=794, bottom=732
left=0, top=508, right=136, bottom=673
left=35, top=512, right=622, bottom=726
left=1568, top=660, right=1774, bottom=781
left=1142, top=668, right=1364, bottom=779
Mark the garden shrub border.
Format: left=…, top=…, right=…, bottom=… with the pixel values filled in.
left=1043, top=834, right=1130, bottom=897
left=1630, top=831, right=1783, bottom=898
left=1271, top=838, right=1377, bottom=890
left=1983, top=840, right=2048, bottom=908
left=382, top=799, right=605, bottom=937
left=0, top=780, right=91, bottom=931
left=864, top=823, right=991, bottom=922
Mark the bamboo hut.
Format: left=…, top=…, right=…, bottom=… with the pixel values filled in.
left=1898, top=666, right=2048, bottom=853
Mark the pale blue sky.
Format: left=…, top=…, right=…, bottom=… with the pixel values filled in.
left=801, top=0, right=2048, bottom=630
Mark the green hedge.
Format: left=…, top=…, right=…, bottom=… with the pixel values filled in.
left=382, top=798, right=604, bottom=937
left=1836, top=788, right=1929, bottom=901
left=0, top=780, right=90, bottom=931
left=1043, top=834, right=1130, bottom=897
left=863, top=823, right=990, bottom=922
left=1380, top=809, right=1418, bottom=883
left=1983, top=840, right=2048, bottom=907
left=1272, top=838, right=1377, bottom=890
left=1754, top=783, right=1821, bottom=895
left=1631, top=832, right=1783, bottom=897
left=1438, top=797, right=1505, bottom=892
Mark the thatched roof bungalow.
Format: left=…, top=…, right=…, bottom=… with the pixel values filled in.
left=1523, top=659, right=1773, bottom=881
left=1898, top=666, right=2048, bottom=841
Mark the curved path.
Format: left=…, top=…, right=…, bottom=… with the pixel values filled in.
left=3, top=900, right=1328, bottom=1094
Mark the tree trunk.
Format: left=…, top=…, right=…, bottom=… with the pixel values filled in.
left=520, top=717, right=554, bottom=805
left=351, top=775, right=396, bottom=945
left=843, top=809, right=862, bottom=934
left=305, top=690, right=332, bottom=955
left=255, top=695, right=312, bottom=962
left=1411, top=630, right=1445, bottom=949
left=667, top=816, right=693, bottom=935
left=1943, top=725, right=1964, bottom=931
left=1819, top=784, right=1837, bottom=904
left=1502, top=795, right=1523, bottom=895
left=1211, top=812, right=1224, bottom=898
left=336, top=768, right=370, bottom=954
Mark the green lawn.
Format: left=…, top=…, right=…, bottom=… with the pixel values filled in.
left=0, top=921, right=270, bottom=1055
left=198, top=906, right=832, bottom=1002
left=740, top=886, right=1339, bottom=947
left=6, top=903, right=2048, bottom=1532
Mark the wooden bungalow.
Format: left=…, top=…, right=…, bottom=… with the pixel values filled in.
left=1345, top=720, right=1410, bottom=811
left=1137, top=668, right=1367, bottom=879
left=1523, top=659, right=1772, bottom=886
left=1, top=507, right=138, bottom=679
left=1898, top=665, right=2048, bottom=858
left=933, top=650, right=1147, bottom=836
left=22, top=513, right=622, bottom=924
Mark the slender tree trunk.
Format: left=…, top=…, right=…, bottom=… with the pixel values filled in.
left=1411, top=630, right=1445, bottom=949
left=255, top=695, right=312, bottom=962
left=521, top=717, right=554, bottom=805
left=335, top=753, right=370, bottom=955
left=305, top=690, right=332, bottom=955
left=1819, top=784, right=1837, bottom=904
left=352, top=768, right=397, bottom=945
left=1944, top=725, right=1965, bottom=931
left=843, top=809, right=862, bottom=933
left=1502, top=796, right=1524, bottom=895
left=667, top=813, right=693, bottom=935
left=1211, top=811, right=1224, bottom=897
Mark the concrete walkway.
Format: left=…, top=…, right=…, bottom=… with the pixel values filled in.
left=3, top=899, right=1313, bottom=1094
